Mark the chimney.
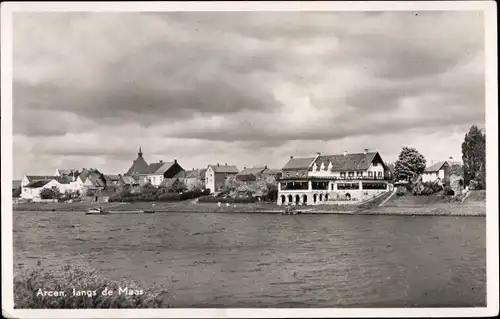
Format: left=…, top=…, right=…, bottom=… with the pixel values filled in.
left=290, top=156, right=294, bottom=159
left=343, top=151, right=347, bottom=156
left=225, top=163, right=227, bottom=166
left=174, top=159, right=177, bottom=163
left=217, top=163, right=220, bottom=167
left=264, top=165, right=267, bottom=169
left=244, top=167, right=246, bottom=170
left=317, top=152, right=321, bottom=156
left=159, top=160, right=163, bottom=164
left=364, top=148, right=368, bottom=155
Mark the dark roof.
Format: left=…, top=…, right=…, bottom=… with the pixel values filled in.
left=424, top=161, right=448, bottom=173
left=13, top=180, right=22, bottom=189
left=312, top=152, right=383, bottom=171
left=282, top=157, right=315, bottom=170
left=126, top=154, right=150, bottom=175
left=106, top=174, right=121, bottom=181
left=88, top=174, right=106, bottom=187
left=26, top=175, right=57, bottom=182
left=208, top=164, right=239, bottom=173
left=120, top=175, right=139, bottom=185
left=57, top=169, right=79, bottom=176
left=185, top=168, right=207, bottom=179
left=151, top=161, right=176, bottom=175
left=25, top=180, right=53, bottom=188
left=237, top=167, right=267, bottom=176
left=55, top=176, right=71, bottom=184
left=262, top=168, right=282, bottom=175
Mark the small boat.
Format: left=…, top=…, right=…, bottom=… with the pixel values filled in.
left=142, top=209, right=156, bottom=214
left=86, top=207, right=110, bottom=215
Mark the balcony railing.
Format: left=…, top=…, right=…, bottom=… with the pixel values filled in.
left=277, top=175, right=390, bottom=181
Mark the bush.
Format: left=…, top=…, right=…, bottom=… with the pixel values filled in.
left=443, top=187, right=455, bottom=196
left=13, top=186, right=22, bottom=198
left=469, top=179, right=485, bottom=190
left=198, top=196, right=257, bottom=204
left=396, top=186, right=407, bottom=196
left=40, top=188, right=61, bottom=200
left=158, top=193, right=181, bottom=201
left=14, top=263, right=166, bottom=308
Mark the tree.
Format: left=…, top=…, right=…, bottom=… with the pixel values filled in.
left=187, top=179, right=204, bottom=192
left=394, top=147, right=427, bottom=183
left=13, top=186, right=22, bottom=198
left=462, top=125, right=486, bottom=188
left=40, top=187, right=61, bottom=200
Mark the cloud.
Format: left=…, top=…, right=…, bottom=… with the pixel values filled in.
left=11, top=11, right=485, bottom=178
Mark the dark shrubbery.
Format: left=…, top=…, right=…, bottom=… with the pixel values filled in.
left=469, top=179, right=485, bottom=190
left=396, top=186, right=407, bottom=196
left=108, top=188, right=210, bottom=202
left=443, top=187, right=455, bottom=196
left=198, top=196, right=257, bottom=204
left=411, top=181, right=443, bottom=196
left=14, top=263, right=166, bottom=308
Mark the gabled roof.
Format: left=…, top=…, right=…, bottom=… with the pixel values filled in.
left=208, top=164, right=239, bottom=174
left=237, top=167, right=267, bottom=176
left=312, top=152, right=383, bottom=172
left=57, top=169, right=79, bottom=176
left=26, top=175, right=57, bottom=182
left=25, top=180, right=54, bottom=188
left=88, top=174, right=106, bottom=187
left=282, top=157, right=316, bottom=170
left=126, top=154, right=150, bottom=175
left=120, top=175, right=139, bottom=185
left=185, top=168, right=207, bottom=178
left=151, top=161, right=176, bottom=175
left=262, top=168, right=282, bottom=175
left=424, top=161, right=449, bottom=173
left=55, top=176, right=71, bottom=184
left=104, top=174, right=121, bottom=181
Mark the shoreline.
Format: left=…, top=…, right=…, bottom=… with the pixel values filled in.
left=12, top=204, right=486, bottom=217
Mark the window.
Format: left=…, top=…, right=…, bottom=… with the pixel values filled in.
left=340, top=172, right=346, bottom=178
left=281, top=181, right=308, bottom=190
left=362, top=182, right=387, bottom=190
left=368, top=171, right=373, bottom=177
left=356, top=171, right=362, bottom=177
left=312, top=181, right=328, bottom=190
left=286, top=172, right=290, bottom=178
left=378, top=172, right=382, bottom=177
left=337, top=183, right=360, bottom=190
left=348, top=172, right=354, bottom=178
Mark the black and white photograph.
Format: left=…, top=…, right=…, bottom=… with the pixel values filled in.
left=1, top=1, right=498, bottom=318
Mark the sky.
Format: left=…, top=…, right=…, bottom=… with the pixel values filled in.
left=12, top=11, right=485, bottom=179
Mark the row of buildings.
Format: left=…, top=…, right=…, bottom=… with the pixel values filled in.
left=15, top=146, right=460, bottom=205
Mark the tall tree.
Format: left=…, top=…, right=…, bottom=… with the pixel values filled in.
left=461, top=125, right=486, bottom=187
left=394, top=147, right=427, bottom=182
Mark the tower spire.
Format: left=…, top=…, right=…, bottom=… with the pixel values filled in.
left=138, top=145, right=143, bottom=157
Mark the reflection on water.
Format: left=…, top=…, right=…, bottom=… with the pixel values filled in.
left=14, top=211, right=486, bottom=307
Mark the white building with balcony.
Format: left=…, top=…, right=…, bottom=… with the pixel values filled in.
left=277, top=150, right=392, bottom=206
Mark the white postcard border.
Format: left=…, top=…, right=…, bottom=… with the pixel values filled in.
left=1, top=1, right=498, bottom=318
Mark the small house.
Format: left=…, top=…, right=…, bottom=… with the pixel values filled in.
left=205, top=163, right=239, bottom=193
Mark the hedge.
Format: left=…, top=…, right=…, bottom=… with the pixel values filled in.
left=197, top=196, right=258, bottom=203
left=109, top=189, right=210, bottom=203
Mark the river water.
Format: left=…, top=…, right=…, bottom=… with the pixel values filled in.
left=13, top=211, right=486, bottom=307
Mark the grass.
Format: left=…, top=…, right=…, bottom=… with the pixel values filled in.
left=14, top=262, right=168, bottom=308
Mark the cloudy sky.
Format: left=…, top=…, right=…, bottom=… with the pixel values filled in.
left=12, top=11, right=485, bottom=179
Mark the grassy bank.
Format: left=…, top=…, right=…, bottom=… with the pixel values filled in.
left=13, top=196, right=485, bottom=216
left=14, top=263, right=167, bottom=308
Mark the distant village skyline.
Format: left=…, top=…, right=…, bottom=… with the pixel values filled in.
left=12, top=11, right=485, bottom=179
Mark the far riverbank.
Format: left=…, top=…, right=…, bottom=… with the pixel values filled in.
left=12, top=200, right=486, bottom=217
